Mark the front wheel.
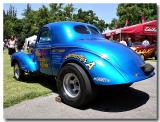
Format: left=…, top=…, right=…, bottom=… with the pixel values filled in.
left=57, top=63, right=94, bottom=108
left=14, top=63, right=25, bottom=81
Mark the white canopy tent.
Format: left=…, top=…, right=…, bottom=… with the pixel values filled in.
left=24, top=35, right=37, bottom=50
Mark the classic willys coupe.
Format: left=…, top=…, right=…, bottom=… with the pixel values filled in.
left=11, top=21, right=155, bottom=107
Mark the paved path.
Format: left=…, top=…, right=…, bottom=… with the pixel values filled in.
left=4, top=62, right=157, bottom=119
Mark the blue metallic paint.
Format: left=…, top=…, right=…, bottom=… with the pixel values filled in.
left=11, top=21, right=154, bottom=85
left=11, top=52, right=39, bottom=72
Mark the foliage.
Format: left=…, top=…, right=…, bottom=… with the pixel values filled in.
left=109, top=3, right=157, bottom=29
left=3, top=4, right=17, bottom=39
left=4, top=3, right=157, bottom=39
left=108, top=18, right=118, bottom=30
left=73, top=9, right=107, bottom=31
left=3, top=3, right=108, bottom=40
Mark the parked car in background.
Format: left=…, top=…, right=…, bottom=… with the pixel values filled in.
left=130, top=41, right=157, bottom=60
left=11, top=22, right=155, bottom=107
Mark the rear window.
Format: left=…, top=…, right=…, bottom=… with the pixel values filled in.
left=74, top=25, right=90, bottom=34
left=87, top=26, right=100, bottom=34
left=74, top=25, right=100, bottom=35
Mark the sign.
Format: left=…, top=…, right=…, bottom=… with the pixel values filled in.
left=144, top=25, right=157, bottom=33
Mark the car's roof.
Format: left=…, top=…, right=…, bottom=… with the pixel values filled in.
left=42, top=21, right=102, bottom=43
left=44, top=21, right=95, bottom=28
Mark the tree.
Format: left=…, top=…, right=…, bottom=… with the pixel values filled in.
left=22, top=4, right=39, bottom=38
left=37, top=5, right=51, bottom=28
left=63, top=4, right=75, bottom=21
left=74, top=8, right=107, bottom=32
left=4, top=3, right=108, bottom=40
left=115, top=3, right=157, bottom=27
left=108, top=18, right=118, bottom=30
left=3, top=5, right=17, bottom=39
left=22, top=10, right=39, bottom=38
left=96, top=19, right=108, bottom=32
left=23, top=3, right=32, bottom=17
left=4, top=19, right=15, bottom=39
left=49, top=3, right=64, bottom=22
left=6, top=4, right=17, bottom=20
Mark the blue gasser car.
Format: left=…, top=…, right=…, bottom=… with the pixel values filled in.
left=11, top=21, right=155, bottom=107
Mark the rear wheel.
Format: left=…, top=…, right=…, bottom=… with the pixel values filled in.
left=14, top=63, right=25, bottom=81
left=57, top=63, right=94, bottom=108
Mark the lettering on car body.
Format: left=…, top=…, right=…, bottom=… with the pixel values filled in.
left=93, top=77, right=110, bottom=82
left=35, top=50, right=49, bottom=68
left=65, top=54, right=96, bottom=70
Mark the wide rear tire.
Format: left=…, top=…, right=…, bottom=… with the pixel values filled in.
left=57, top=63, right=94, bottom=108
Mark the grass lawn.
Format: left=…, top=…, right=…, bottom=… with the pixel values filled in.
left=3, top=50, right=55, bottom=108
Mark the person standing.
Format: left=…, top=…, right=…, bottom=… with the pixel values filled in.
left=119, top=38, right=127, bottom=46
left=109, top=35, right=116, bottom=42
left=17, top=37, right=25, bottom=52
left=142, top=37, right=150, bottom=46
left=7, top=36, right=16, bottom=56
left=127, top=37, right=133, bottom=47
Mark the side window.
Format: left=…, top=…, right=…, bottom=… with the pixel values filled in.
left=39, top=29, right=51, bottom=43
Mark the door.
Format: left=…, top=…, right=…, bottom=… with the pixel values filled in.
left=35, top=27, right=53, bottom=75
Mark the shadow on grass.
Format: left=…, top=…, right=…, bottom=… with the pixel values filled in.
left=87, top=87, right=149, bottom=112
left=18, top=74, right=58, bottom=93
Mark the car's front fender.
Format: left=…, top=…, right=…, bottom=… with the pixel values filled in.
left=11, top=52, right=39, bottom=72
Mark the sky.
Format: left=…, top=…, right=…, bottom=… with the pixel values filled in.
left=3, top=3, right=118, bottom=23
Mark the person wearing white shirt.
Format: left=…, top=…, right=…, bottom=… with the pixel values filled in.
left=119, top=38, right=127, bottom=46
left=8, top=36, right=16, bottom=56
left=142, top=39, right=150, bottom=46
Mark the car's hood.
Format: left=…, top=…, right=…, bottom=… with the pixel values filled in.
left=74, top=39, right=145, bottom=77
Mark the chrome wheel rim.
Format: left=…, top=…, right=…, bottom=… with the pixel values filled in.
left=63, top=73, right=80, bottom=98
left=14, top=64, right=20, bottom=79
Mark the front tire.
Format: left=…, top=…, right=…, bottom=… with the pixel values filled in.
left=57, top=63, right=94, bottom=108
left=14, top=63, right=25, bottom=81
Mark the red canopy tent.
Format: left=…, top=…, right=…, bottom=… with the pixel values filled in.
left=103, top=20, right=157, bottom=42
left=121, top=20, right=157, bottom=35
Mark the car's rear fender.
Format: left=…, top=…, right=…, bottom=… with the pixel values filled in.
left=60, top=50, right=128, bottom=85
left=61, top=50, right=155, bottom=85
